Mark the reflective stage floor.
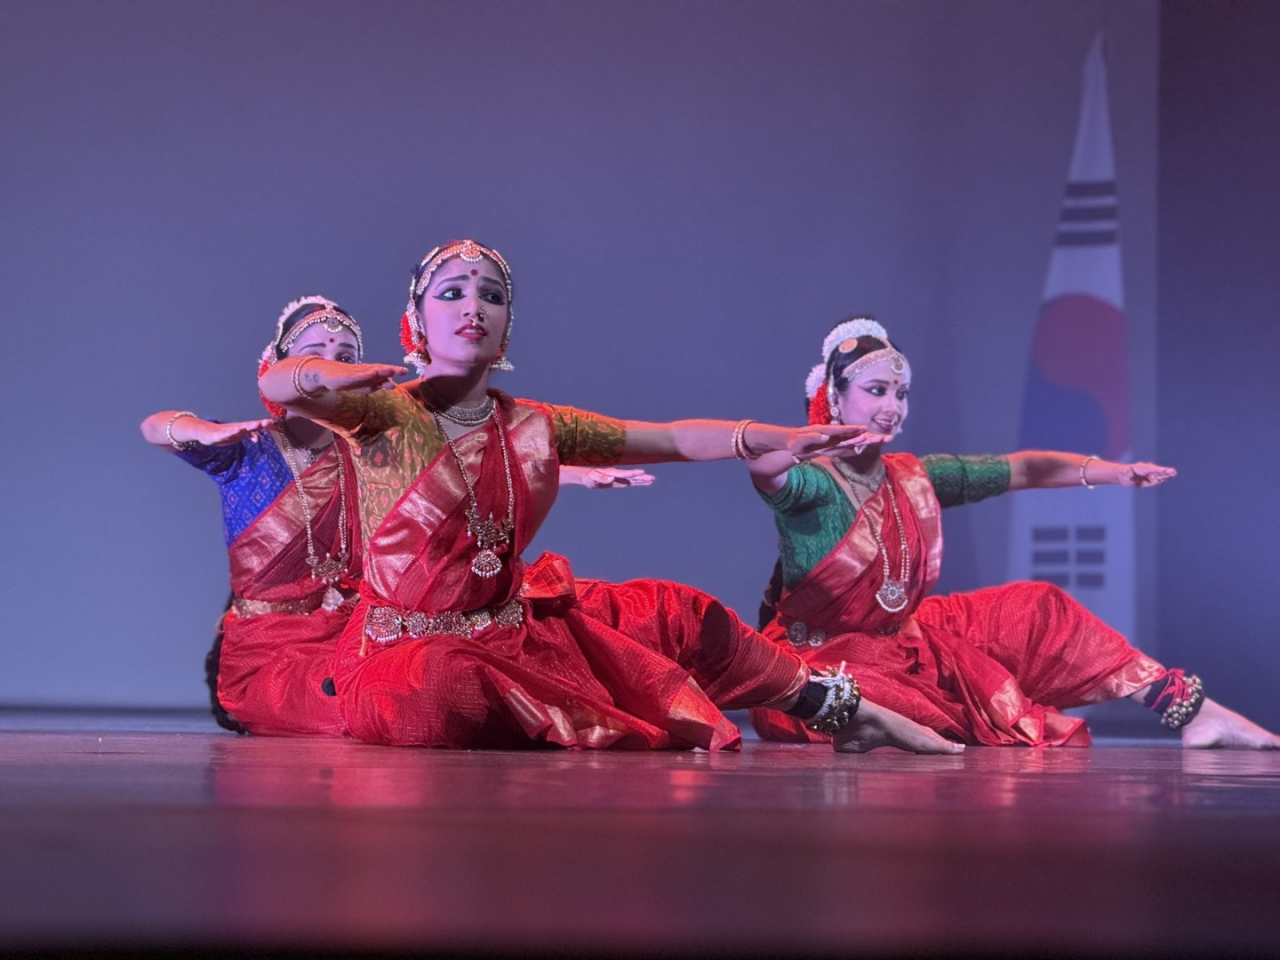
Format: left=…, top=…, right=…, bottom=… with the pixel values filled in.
left=1, top=711, right=1279, bottom=959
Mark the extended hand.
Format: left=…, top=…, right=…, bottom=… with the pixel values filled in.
left=324, top=362, right=407, bottom=392
left=185, top=417, right=273, bottom=446
left=1118, top=461, right=1176, bottom=488
left=835, top=698, right=966, bottom=754
left=785, top=424, right=892, bottom=462
left=579, top=467, right=656, bottom=488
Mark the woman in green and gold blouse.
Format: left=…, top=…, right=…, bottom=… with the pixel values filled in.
left=748, top=316, right=1279, bottom=750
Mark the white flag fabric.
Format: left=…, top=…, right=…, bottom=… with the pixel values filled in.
left=1006, top=34, right=1139, bottom=646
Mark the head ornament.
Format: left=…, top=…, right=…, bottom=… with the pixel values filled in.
left=805, top=316, right=911, bottom=425
left=257, top=295, right=364, bottom=420
left=401, top=239, right=514, bottom=376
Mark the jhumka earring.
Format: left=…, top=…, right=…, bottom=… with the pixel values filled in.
left=490, top=322, right=514, bottom=372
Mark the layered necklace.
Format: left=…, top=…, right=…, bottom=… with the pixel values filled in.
left=833, top=458, right=910, bottom=614
left=430, top=396, right=515, bottom=579
left=419, top=382, right=497, bottom=426
left=275, top=424, right=351, bottom=608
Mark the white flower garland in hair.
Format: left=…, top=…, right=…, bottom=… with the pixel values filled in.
left=805, top=363, right=827, bottom=399
left=805, top=317, right=891, bottom=398
left=821, top=317, right=889, bottom=362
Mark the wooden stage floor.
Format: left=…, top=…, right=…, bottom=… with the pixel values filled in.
left=2, top=712, right=1279, bottom=959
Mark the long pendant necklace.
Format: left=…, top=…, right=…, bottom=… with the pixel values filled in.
left=870, top=479, right=911, bottom=613
left=834, top=459, right=909, bottom=613
left=276, top=426, right=351, bottom=607
left=432, top=406, right=516, bottom=578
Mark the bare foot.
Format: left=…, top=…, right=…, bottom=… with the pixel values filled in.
left=835, top=698, right=966, bottom=754
left=1182, top=698, right=1280, bottom=749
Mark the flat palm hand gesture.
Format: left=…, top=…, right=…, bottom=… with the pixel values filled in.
left=1119, top=461, right=1176, bottom=488
left=785, top=424, right=892, bottom=462
left=324, top=362, right=407, bottom=392
left=580, top=467, right=655, bottom=488
left=191, top=418, right=273, bottom=446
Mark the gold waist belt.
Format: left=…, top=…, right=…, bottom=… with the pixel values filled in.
left=364, top=599, right=523, bottom=646
left=232, top=586, right=354, bottom=619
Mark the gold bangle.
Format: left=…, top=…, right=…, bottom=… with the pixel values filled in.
left=731, top=419, right=751, bottom=459
left=1080, top=455, right=1098, bottom=489
left=165, top=411, right=199, bottom=451
left=291, top=356, right=324, bottom=399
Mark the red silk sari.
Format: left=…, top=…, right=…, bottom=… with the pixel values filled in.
left=330, top=391, right=806, bottom=750
left=751, top=454, right=1164, bottom=746
left=217, top=436, right=360, bottom=737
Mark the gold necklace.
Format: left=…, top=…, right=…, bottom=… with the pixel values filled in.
left=275, top=427, right=350, bottom=603
left=431, top=409, right=516, bottom=578
left=420, top=384, right=495, bottom=427
left=833, top=459, right=886, bottom=506
left=870, top=479, right=911, bottom=613
left=833, top=459, right=909, bottom=612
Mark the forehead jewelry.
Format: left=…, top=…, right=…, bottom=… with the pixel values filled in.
left=278, top=308, right=363, bottom=357
left=261, top=296, right=364, bottom=367
left=844, top=346, right=911, bottom=383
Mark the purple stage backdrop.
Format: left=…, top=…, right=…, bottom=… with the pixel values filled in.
left=0, top=0, right=1266, bottom=729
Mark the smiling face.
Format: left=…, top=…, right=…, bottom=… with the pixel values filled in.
left=834, top=355, right=910, bottom=441
left=414, top=255, right=510, bottom=370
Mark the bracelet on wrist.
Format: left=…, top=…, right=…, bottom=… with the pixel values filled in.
left=165, top=411, right=200, bottom=451
left=1080, top=455, right=1098, bottom=489
left=731, top=419, right=759, bottom=460
left=291, top=356, right=325, bottom=399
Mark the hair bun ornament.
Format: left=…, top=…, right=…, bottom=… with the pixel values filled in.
left=804, top=362, right=827, bottom=400
left=399, top=307, right=430, bottom=377
left=821, top=317, right=889, bottom=362
left=807, top=389, right=832, bottom=426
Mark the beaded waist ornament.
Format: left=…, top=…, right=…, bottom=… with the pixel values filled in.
left=363, top=599, right=524, bottom=647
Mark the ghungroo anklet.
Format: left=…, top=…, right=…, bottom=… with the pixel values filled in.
left=1143, top=670, right=1205, bottom=730
left=802, top=664, right=862, bottom=735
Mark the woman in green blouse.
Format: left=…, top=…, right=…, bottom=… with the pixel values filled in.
left=746, top=317, right=1279, bottom=749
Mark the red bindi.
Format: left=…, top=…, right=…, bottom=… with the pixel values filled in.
left=329, top=337, right=335, bottom=343
left=470, top=269, right=478, bottom=276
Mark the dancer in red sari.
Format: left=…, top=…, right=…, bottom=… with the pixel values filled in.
left=143, top=297, right=654, bottom=737
left=749, top=317, right=1280, bottom=749
left=260, top=240, right=955, bottom=752
left=142, top=297, right=364, bottom=736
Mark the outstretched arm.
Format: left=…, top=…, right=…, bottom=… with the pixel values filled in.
left=1007, top=451, right=1176, bottom=491
left=258, top=357, right=407, bottom=419
left=140, top=410, right=272, bottom=449
left=618, top=419, right=887, bottom=467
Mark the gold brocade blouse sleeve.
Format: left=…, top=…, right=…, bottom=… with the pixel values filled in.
left=316, top=386, right=415, bottom=449
left=548, top=405, right=627, bottom=466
